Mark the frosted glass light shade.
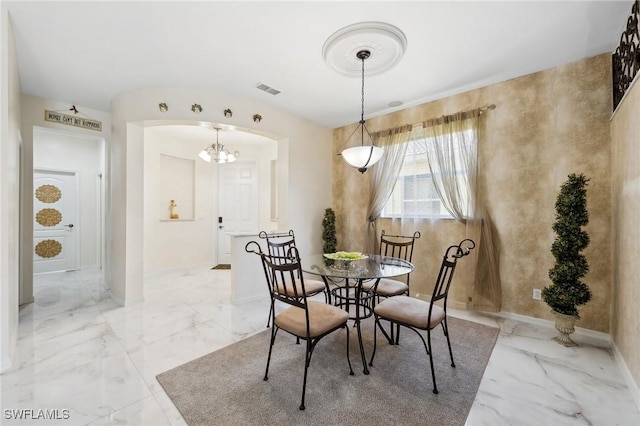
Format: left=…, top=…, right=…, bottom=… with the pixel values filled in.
left=199, top=150, right=211, bottom=162
left=341, top=145, right=384, bottom=173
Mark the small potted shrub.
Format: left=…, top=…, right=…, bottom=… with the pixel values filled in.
left=322, top=208, right=337, bottom=254
left=542, top=173, right=592, bottom=346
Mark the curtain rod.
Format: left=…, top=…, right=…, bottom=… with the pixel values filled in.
left=478, top=104, right=496, bottom=114
left=370, top=104, right=496, bottom=138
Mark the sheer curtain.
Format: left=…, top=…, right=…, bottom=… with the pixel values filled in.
left=365, top=125, right=412, bottom=253
left=417, top=111, right=502, bottom=312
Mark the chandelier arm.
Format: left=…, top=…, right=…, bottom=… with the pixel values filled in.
left=337, top=123, right=365, bottom=154
left=362, top=122, right=375, bottom=145
left=362, top=146, right=375, bottom=168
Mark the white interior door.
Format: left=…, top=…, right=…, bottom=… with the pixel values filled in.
left=33, top=170, right=79, bottom=273
left=217, top=162, right=259, bottom=264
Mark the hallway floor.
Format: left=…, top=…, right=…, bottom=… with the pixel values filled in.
left=1, top=268, right=638, bottom=425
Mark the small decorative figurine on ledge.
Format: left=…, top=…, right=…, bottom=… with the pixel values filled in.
left=169, top=200, right=179, bottom=219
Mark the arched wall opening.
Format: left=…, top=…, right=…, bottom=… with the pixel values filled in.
left=108, top=88, right=333, bottom=304
left=142, top=122, right=280, bottom=273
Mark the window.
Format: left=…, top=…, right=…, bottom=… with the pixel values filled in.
left=381, top=130, right=472, bottom=219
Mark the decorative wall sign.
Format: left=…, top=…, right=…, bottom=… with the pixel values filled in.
left=35, top=184, right=62, bottom=203
left=36, top=208, right=62, bottom=227
left=35, top=239, right=62, bottom=258
left=44, top=110, right=102, bottom=131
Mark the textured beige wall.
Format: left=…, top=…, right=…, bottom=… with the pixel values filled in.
left=333, top=54, right=612, bottom=331
left=611, top=78, right=640, bottom=391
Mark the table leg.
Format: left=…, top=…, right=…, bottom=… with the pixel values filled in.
left=355, top=280, right=369, bottom=375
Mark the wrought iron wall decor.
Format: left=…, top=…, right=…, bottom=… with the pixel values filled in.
left=612, top=0, right=640, bottom=111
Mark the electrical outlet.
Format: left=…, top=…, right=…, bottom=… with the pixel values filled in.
left=532, top=289, right=542, bottom=300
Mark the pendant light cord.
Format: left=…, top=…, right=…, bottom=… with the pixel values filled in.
left=360, top=54, right=365, bottom=127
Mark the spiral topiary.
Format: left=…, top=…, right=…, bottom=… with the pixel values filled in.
left=322, top=208, right=337, bottom=254
left=542, top=173, right=592, bottom=317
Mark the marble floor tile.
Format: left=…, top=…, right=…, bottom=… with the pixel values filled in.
left=151, top=390, right=188, bottom=426
left=2, top=329, right=125, bottom=392
left=466, top=318, right=639, bottom=426
left=1, top=352, right=152, bottom=425
left=1, top=267, right=637, bottom=426
left=88, top=395, right=170, bottom=426
left=17, top=303, right=107, bottom=345
left=126, top=321, right=239, bottom=394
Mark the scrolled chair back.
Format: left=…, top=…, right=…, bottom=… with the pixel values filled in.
left=254, top=245, right=308, bottom=307
left=259, top=230, right=298, bottom=261
left=379, top=230, right=421, bottom=262
left=432, top=238, right=476, bottom=303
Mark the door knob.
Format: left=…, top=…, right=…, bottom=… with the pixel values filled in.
left=65, top=224, right=74, bottom=228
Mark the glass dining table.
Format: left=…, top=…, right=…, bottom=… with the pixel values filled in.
left=301, top=254, right=414, bottom=374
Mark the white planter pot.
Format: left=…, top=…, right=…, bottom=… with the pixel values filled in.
left=552, top=310, right=579, bottom=347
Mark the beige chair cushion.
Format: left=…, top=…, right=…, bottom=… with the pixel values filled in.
left=275, top=301, right=349, bottom=338
left=362, top=278, right=408, bottom=297
left=374, top=296, right=445, bottom=330
left=276, top=278, right=325, bottom=297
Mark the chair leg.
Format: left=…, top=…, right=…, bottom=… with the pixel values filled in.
left=264, top=326, right=278, bottom=381
left=426, top=328, right=438, bottom=394
left=300, top=340, right=312, bottom=410
left=442, top=317, right=456, bottom=368
left=345, top=324, right=355, bottom=375
left=266, top=303, right=273, bottom=328
left=369, top=314, right=390, bottom=366
left=395, top=289, right=410, bottom=345
left=376, top=317, right=394, bottom=348
left=371, top=294, right=394, bottom=345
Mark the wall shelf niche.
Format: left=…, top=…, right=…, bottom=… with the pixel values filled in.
left=159, top=154, right=195, bottom=221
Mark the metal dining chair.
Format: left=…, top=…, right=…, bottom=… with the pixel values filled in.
left=247, top=244, right=354, bottom=410
left=258, top=230, right=329, bottom=327
left=368, top=238, right=475, bottom=395
left=362, top=230, right=421, bottom=343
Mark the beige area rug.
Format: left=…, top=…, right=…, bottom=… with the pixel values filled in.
left=157, top=316, right=498, bottom=426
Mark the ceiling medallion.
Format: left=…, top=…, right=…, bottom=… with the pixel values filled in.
left=35, top=184, right=62, bottom=203
left=322, top=21, right=407, bottom=77
left=35, top=239, right=62, bottom=258
left=36, top=208, right=62, bottom=227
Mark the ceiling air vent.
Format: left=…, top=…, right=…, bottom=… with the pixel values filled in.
left=256, top=82, right=281, bottom=96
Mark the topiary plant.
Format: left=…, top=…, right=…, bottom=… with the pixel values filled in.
left=322, top=208, right=337, bottom=254
left=542, top=173, right=592, bottom=317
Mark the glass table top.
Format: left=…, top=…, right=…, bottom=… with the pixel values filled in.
left=302, top=254, right=414, bottom=280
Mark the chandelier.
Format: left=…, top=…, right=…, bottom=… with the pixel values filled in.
left=198, top=128, right=238, bottom=164
left=339, top=50, right=384, bottom=173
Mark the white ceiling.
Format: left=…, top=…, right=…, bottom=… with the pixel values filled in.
left=4, top=1, right=632, bottom=129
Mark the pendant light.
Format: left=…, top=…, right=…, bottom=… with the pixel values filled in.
left=198, top=128, right=238, bottom=164
left=339, top=50, right=384, bottom=173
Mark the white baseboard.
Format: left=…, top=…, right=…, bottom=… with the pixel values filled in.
left=493, top=311, right=611, bottom=344
left=612, top=341, right=640, bottom=410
